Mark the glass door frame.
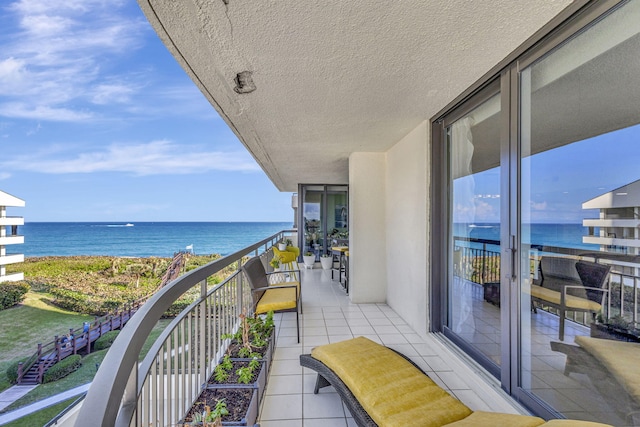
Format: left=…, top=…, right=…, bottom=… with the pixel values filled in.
left=509, top=0, right=627, bottom=418
left=432, top=77, right=509, bottom=381
left=431, top=0, right=625, bottom=419
left=297, top=184, right=349, bottom=260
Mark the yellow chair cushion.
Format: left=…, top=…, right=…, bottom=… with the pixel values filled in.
left=270, top=279, right=300, bottom=296
left=286, top=245, right=300, bottom=257
left=255, top=288, right=297, bottom=313
left=273, top=247, right=297, bottom=263
left=444, top=411, right=545, bottom=427
left=530, top=285, right=601, bottom=311
left=541, top=420, right=613, bottom=426
left=574, top=336, right=640, bottom=404
left=311, top=337, right=472, bottom=427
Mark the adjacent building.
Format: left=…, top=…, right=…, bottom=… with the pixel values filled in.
left=0, top=191, right=25, bottom=283
left=583, top=179, right=640, bottom=255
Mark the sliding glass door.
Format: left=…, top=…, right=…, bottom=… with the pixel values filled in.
left=443, top=84, right=504, bottom=375
left=435, top=2, right=640, bottom=424
left=516, top=2, right=640, bottom=423
left=299, top=185, right=348, bottom=260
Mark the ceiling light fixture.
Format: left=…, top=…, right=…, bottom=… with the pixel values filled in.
left=234, top=71, right=256, bottom=94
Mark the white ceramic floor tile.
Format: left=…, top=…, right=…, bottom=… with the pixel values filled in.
left=271, top=359, right=304, bottom=375
left=260, top=420, right=303, bottom=427
left=260, top=394, right=303, bottom=420
left=303, top=392, right=346, bottom=418
left=266, top=374, right=303, bottom=395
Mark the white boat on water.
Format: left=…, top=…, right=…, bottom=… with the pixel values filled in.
left=125, top=223, right=134, bottom=227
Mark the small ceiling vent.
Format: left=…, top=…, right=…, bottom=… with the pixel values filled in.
left=234, top=71, right=256, bottom=94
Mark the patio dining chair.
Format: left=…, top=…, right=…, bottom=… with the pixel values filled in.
left=242, top=256, right=301, bottom=342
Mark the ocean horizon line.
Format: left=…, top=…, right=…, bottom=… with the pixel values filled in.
left=23, top=220, right=292, bottom=224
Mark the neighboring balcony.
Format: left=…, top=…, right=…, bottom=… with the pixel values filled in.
left=0, top=235, right=24, bottom=246
left=0, top=272, right=24, bottom=282
left=0, top=216, right=24, bottom=226
left=60, top=231, right=524, bottom=427
left=0, top=253, right=24, bottom=266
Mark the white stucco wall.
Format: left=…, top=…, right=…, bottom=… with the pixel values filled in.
left=385, top=121, right=430, bottom=335
left=348, top=152, right=387, bottom=303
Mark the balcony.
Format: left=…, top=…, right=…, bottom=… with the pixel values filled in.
left=0, top=235, right=24, bottom=246
left=258, top=268, right=524, bottom=425
left=58, top=231, right=525, bottom=426
left=0, top=253, right=24, bottom=266
left=0, top=216, right=24, bottom=227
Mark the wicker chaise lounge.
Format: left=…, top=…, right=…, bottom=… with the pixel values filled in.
left=300, top=336, right=613, bottom=427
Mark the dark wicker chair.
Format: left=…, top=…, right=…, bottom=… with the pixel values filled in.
left=531, top=259, right=610, bottom=340
left=242, top=256, right=301, bottom=342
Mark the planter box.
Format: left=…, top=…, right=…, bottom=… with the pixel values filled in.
left=183, top=387, right=259, bottom=427
left=208, top=359, right=268, bottom=407
left=590, top=323, right=640, bottom=342
left=224, top=332, right=275, bottom=381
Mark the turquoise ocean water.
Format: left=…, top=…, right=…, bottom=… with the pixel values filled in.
left=18, top=222, right=596, bottom=258
left=20, top=222, right=292, bottom=258
left=453, top=223, right=600, bottom=251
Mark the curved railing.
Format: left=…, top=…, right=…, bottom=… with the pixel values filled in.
left=73, top=230, right=294, bottom=427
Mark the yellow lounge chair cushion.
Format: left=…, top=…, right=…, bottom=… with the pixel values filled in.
left=311, top=337, right=472, bottom=427
left=255, top=288, right=297, bottom=313
left=444, top=411, right=544, bottom=427
left=575, top=336, right=640, bottom=404
left=542, top=420, right=613, bottom=426
left=530, top=285, right=601, bottom=312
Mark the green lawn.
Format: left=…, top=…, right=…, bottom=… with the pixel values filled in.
left=1, top=397, right=77, bottom=427
left=2, top=318, right=171, bottom=415
left=0, top=292, right=93, bottom=393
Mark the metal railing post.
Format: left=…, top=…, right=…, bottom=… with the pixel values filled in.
left=199, top=279, right=207, bottom=389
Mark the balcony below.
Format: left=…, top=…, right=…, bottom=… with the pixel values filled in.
left=260, top=267, right=526, bottom=426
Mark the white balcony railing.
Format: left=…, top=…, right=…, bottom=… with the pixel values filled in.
left=0, top=253, right=24, bottom=266
left=0, top=236, right=24, bottom=245
left=66, top=230, right=294, bottom=427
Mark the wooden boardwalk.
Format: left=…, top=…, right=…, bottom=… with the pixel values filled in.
left=16, top=252, right=188, bottom=385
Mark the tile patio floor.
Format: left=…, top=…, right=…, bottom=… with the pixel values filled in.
left=258, top=267, right=527, bottom=426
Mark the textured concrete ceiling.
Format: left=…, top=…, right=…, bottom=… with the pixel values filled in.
left=138, top=0, right=572, bottom=192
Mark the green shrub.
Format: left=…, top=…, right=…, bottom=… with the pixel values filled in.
left=94, top=330, right=120, bottom=350
left=43, top=355, right=82, bottom=383
left=0, top=282, right=30, bottom=310
left=5, top=359, right=25, bottom=384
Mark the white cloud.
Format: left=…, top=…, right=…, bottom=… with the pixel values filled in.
left=0, top=0, right=146, bottom=122
left=91, top=83, right=136, bottom=105
left=0, top=103, right=93, bottom=121
left=0, top=140, right=261, bottom=175
left=531, top=201, right=547, bottom=210
left=0, top=172, right=11, bottom=180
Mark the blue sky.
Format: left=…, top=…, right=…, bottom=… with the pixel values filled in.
left=0, top=0, right=293, bottom=222
left=462, top=125, right=640, bottom=224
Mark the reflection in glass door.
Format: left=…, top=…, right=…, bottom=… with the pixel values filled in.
left=445, top=90, right=503, bottom=371
left=518, top=3, right=640, bottom=424
left=299, top=185, right=348, bottom=260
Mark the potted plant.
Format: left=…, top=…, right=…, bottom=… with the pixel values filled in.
left=182, top=389, right=258, bottom=426
left=277, top=240, right=287, bottom=251
left=269, top=255, right=281, bottom=271
left=185, top=399, right=229, bottom=426
left=285, top=238, right=293, bottom=248
left=302, top=252, right=315, bottom=269
left=591, top=314, right=640, bottom=342
left=320, top=254, right=333, bottom=270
